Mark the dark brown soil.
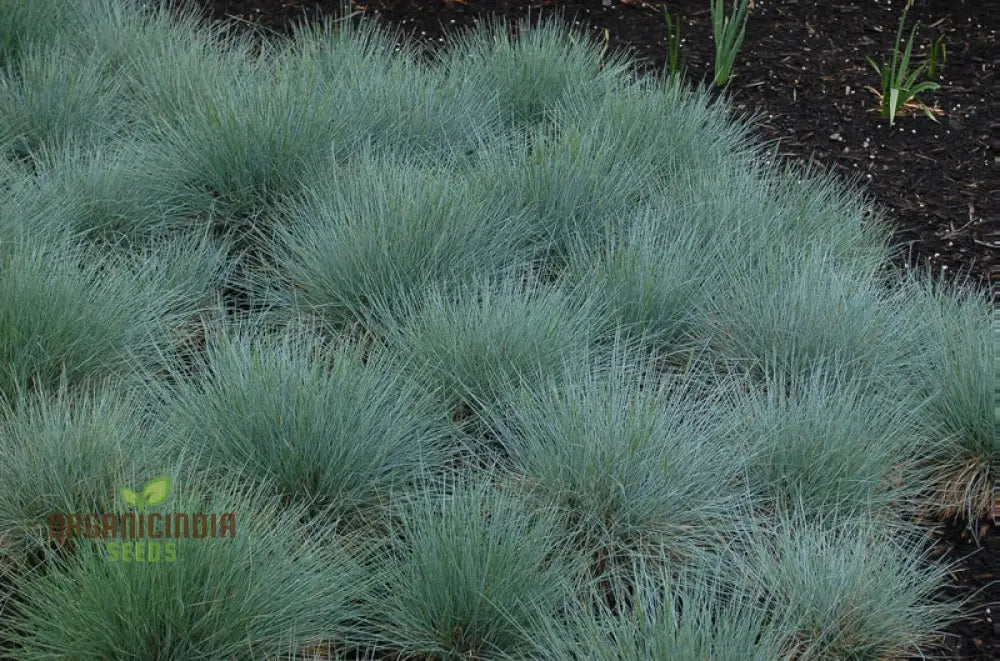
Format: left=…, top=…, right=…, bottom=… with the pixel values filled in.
left=165, top=0, right=999, bottom=658
left=927, top=518, right=1000, bottom=660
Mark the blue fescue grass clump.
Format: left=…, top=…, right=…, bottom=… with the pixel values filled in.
left=114, top=3, right=254, bottom=131
left=470, top=119, right=655, bottom=270
left=485, top=348, right=751, bottom=575
left=541, top=559, right=794, bottom=660
left=732, top=362, right=932, bottom=522
left=141, top=51, right=349, bottom=237
left=59, top=0, right=227, bottom=87
left=720, top=511, right=960, bottom=660
left=379, top=273, right=610, bottom=425
left=0, top=0, right=78, bottom=67
left=0, top=235, right=224, bottom=406
left=12, top=140, right=204, bottom=246
left=0, top=42, right=125, bottom=161
left=0, top=0, right=988, bottom=657
left=286, top=14, right=504, bottom=160
left=550, top=76, right=760, bottom=186
left=2, top=476, right=372, bottom=661
left=696, top=243, right=921, bottom=390
left=258, top=146, right=537, bottom=335
left=373, top=475, right=582, bottom=660
left=565, top=201, right=723, bottom=353
left=896, top=272, right=996, bottom=524
left=0, top=381, right=161, bottom=574
left=432, top=12, right=635, bottom=129
left=153, top=321, right=454, bottom=526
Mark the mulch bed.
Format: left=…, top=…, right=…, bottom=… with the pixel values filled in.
left=167, top=0, right=999, bottom=657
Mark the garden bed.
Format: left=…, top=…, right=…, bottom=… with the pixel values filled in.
left=0, top=1, right=995, bottom=659
left=176, top=1, right=1000, bottom=652
left=190, top=0, right=997, bottom=290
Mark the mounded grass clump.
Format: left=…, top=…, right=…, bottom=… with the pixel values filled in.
left=259, top=146, right=538, bottom=335
left=0, top=41, right=124, bottom=162
left=549, top=74, right=760, bottom=187
left=12, top=140, right=201, bottom=246
left=141, top=51, right=349, bottom=238
left=720, top=511, right=960, bottom=660
left=485, top=348, right=751, bottom=577
left=379, top=273, right=610, bottom=428
left=733, top=362, right=932, bottom=522
left=0, top=382, right=161, bottom=574
left=696, top=242, right=922, bottom=390
left=897, top=273, right=996, bottom=524
left=2, top=477, right=371, bottom=661
left=565, top=201, right=724, bottom=355
left=153, top=321, right=454, bottom=527
left=0, top=235, right=223, bottom=406
left=431, top=12, right=636, bottom=129
left=0, top=0, right=990, bottom=658
left=469, top=119, right=655, bottom=270
left=542, top=560, right=794, bottom=660
left=372, top=475, right=581, bottom=660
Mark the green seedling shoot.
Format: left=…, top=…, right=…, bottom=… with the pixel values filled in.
left=865, top=0, right=940, bottom=125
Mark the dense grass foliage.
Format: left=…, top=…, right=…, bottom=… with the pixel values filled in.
left=0, top=235, right=223, bottom=405
left=720, top=512, right=961, bottom=659
left=258, top=147, right=539, bottom=335
left=373, top=476, right=580, bottom=660
left=733, top=363, right=932, bottom=522
left=486, top=350, right=748, bottom=575
left=0, top=1, right=991, bottom=659
left=380, top=274, right=609, bottom=424
left=3, top=477, right=371, bottom=661
left=0, top=382, right=161, bottom=572
left=153, top=322, right=454, bottom=526
left=0, top=42, right=124, bottom=161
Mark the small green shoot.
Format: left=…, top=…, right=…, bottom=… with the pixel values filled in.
left=926, top=34, right=947, bottom=79
left=865, top=0, right=941, bottom=126
left=663, top=7, right=684, bottom=85
left=710, top=0, right=750, bottom=87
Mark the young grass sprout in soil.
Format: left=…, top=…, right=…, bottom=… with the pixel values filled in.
left=925, top=34, right=947, bottom=80
left=662, top=7, right=683, bottom=86
left=710, top=0, right=750, bottom=87
left=865, top=0, right=942, bottom=126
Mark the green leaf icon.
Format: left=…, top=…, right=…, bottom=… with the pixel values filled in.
left=141, top=477, right=172, bottom=508
left=120, top=488, right=139, bottom=507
